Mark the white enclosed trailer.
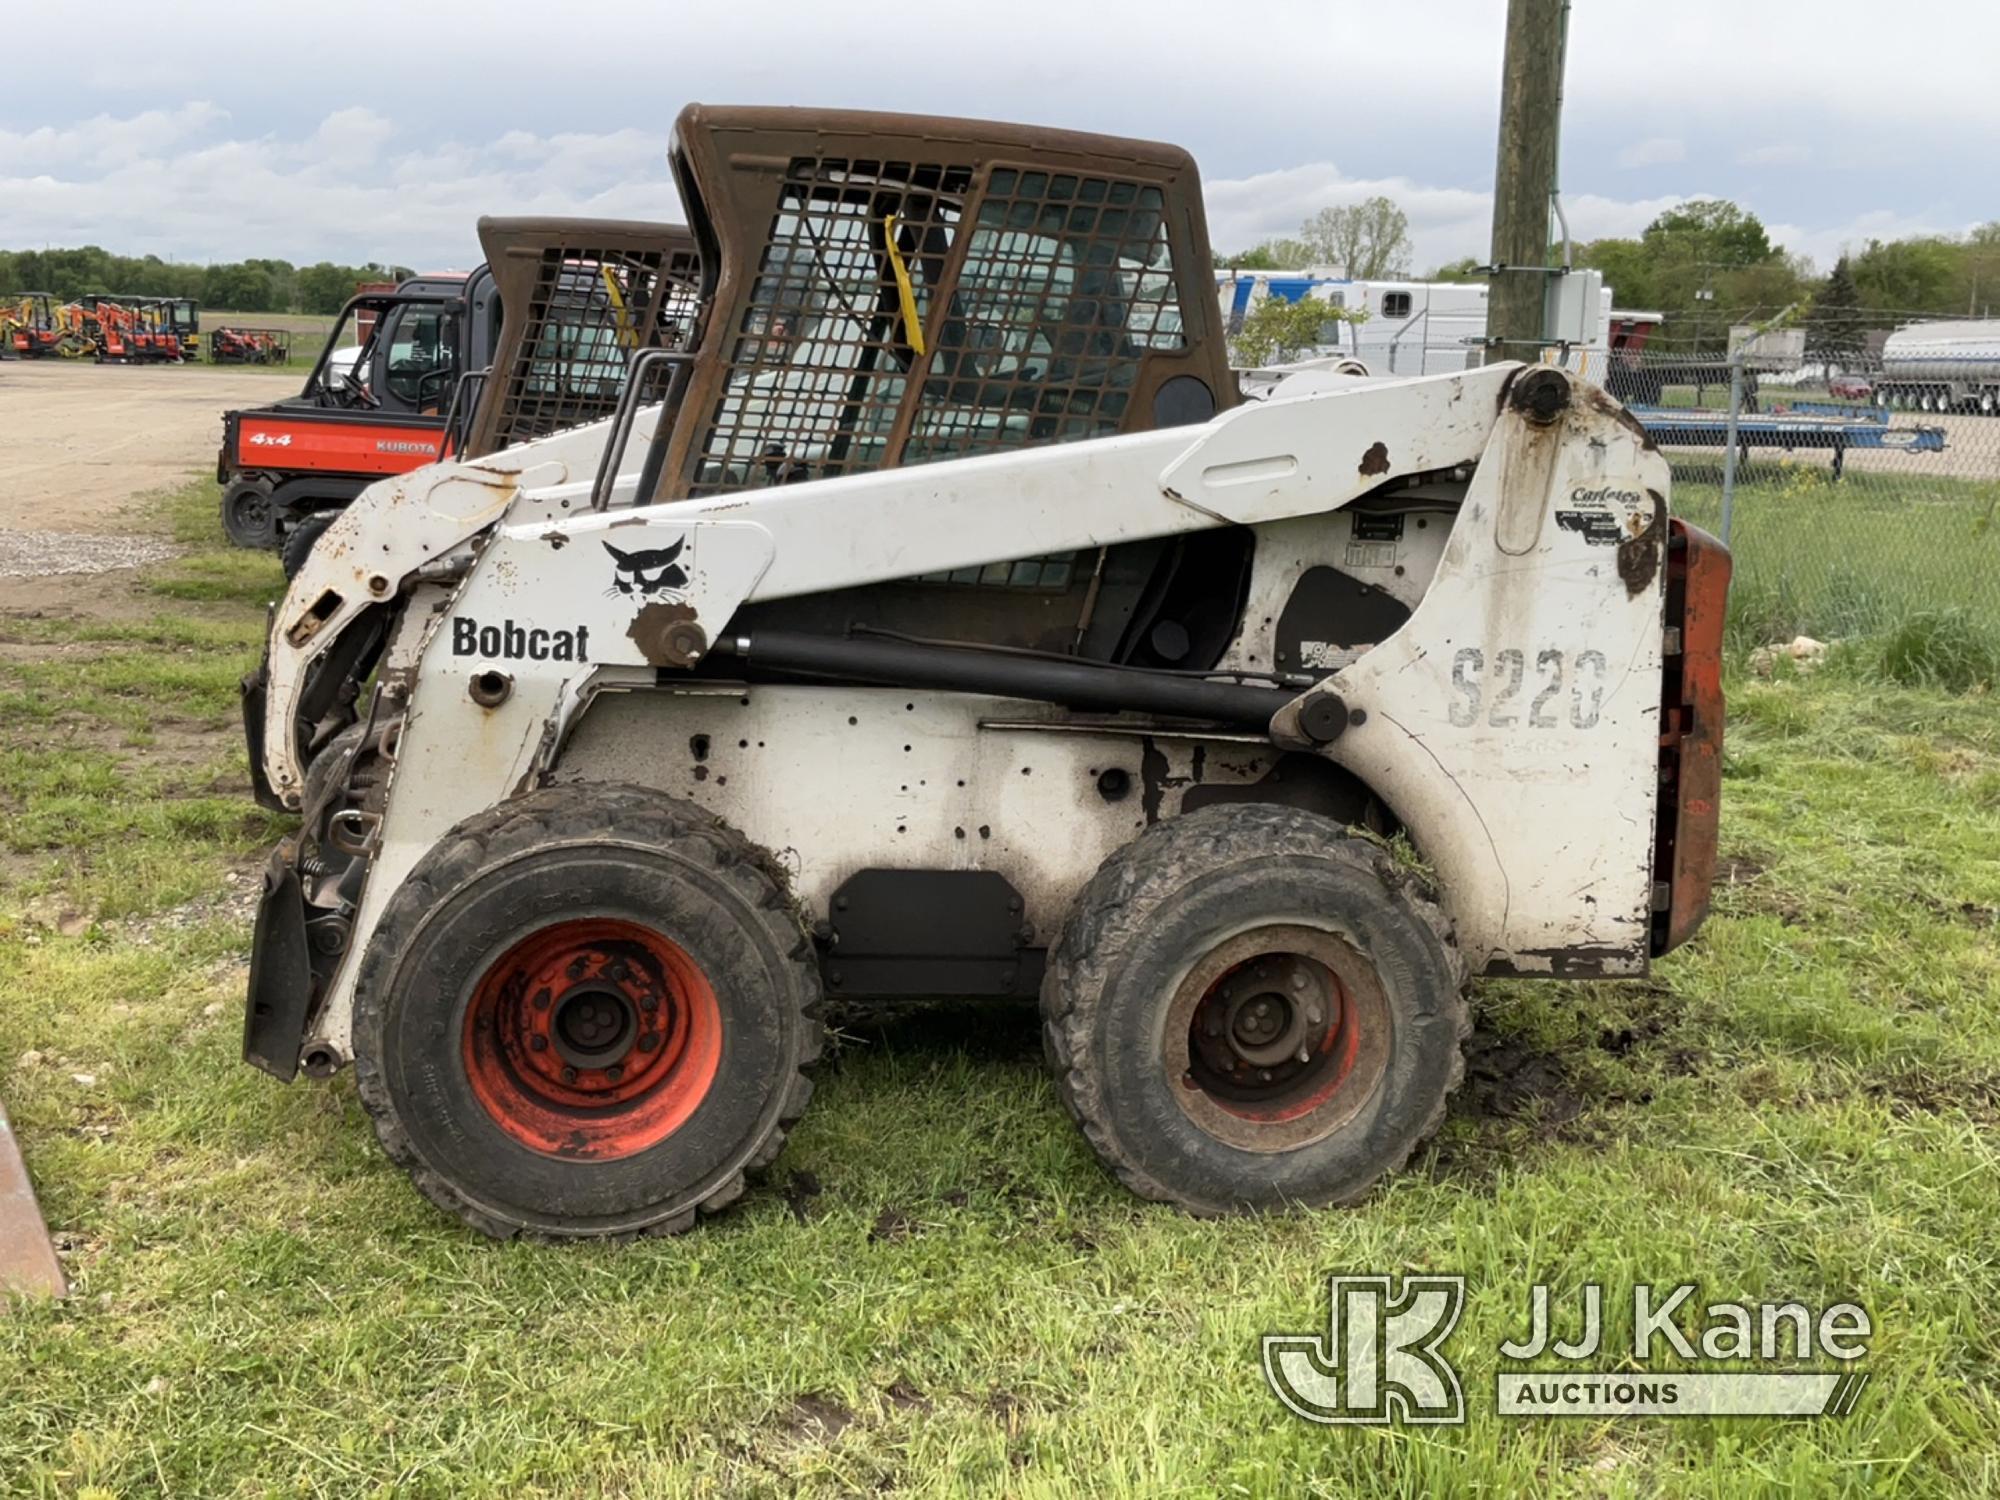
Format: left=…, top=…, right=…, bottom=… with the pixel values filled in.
left=1217, top=269, right=1617, bottom=382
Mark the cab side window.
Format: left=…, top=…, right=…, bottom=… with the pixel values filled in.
left=906, top=170, right=1183, bottom=465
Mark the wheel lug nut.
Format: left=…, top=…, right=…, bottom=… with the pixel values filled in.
left=1259, top=1069, right=1273, bottom=1082
left=1291, top=974, right=1306, bottom=991
left=639, top=1032, right=660, bottom=1052
left=1307, top=1009, right=1323, bottom=1026
left=532, top=988, right=551, bottom=1011
left=641, top=994, right=658, bottom=1012
left=1295, top=1046, right=1310, bottom=1063
left=529, top=1035, right=547, bottom=1052
left=567, top=959, right=586, bottom=979
left=1205, top=1018, right=1221, bottom=1036
left=607, top=1065, right=623, bottom=1082
left=561, top=1066, right=577, bottom=1083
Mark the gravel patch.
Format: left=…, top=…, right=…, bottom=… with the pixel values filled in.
left=0, top=528, right=182, bottom=580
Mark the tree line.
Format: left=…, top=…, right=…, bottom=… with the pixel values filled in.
left=1224, top=197, right=2000, bottom=356
left=0, top=245, right=415, bottom=315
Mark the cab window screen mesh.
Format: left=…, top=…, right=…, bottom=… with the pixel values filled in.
left=694, top=158, right=966, bottom=494
left=905, top=169, right=1182, bottom=465
left=493, top=244, right=701, bottom=448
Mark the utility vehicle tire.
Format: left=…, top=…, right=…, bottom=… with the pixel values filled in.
left=353, top=783, right=822, bottom=1240
left=221, top=480, right=276, bottom=550
left=1041, top=803, right=1468, bottom=1215
left=280, top=511, right=337, bottom=579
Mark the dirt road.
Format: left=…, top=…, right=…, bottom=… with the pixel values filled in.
left=0, top=359, right=284, bottom=533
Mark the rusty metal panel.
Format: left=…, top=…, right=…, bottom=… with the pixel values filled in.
left=655, top=104, right=1236, bottom=500
left=0, top=1096, right=66, bottom=1300
left=1655, top=520, right=1732, bottom=955
left=466, top=218, right=701, bottom=458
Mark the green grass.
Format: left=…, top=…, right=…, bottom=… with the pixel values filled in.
left=0, top=479, right=286, bottom=916
left=2, top=482, right=1998, bottom=1494
left=1670, top=459, right=2000, bottom=676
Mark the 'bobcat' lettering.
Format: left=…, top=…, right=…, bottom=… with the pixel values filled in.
left=451, top=616, right=589, bottom=663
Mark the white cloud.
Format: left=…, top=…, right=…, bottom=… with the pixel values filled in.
left=1766, top=209, right=1978, bottom=273
left=1616, top=138, right=1686, bottom=170
left=1203, top=162, right=1491, bottom=269
left=3, top=98, right=1990, bottom=290
left=1736, top=143, right=1812, bottom=168
left=0, top=102, right=230, bottom=175
left=0, top=105, right=678, bottom=267
left=1205, top=164, right=1705, bottom=277
left=308, top=107, right=396, bottom=169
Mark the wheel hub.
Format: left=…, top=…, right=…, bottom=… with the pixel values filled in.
left=1216, top=956, right=1330, bottom=1068
left=551, top=986, right=636, bottom=1068
left=1166, top=925, right=1391, bottom=1153
left=461, top=918, right=722, bottom=1160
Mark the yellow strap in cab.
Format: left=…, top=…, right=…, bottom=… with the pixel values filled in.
left=599, top=264, right=637, bottom=350
left=882, top=214, right=927, bottom=357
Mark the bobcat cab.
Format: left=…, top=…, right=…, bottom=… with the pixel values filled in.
left=242, top=104, right=1729, bottom=1240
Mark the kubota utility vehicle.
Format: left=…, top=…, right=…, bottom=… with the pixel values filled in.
left=216, top=223, right=700, bottom=572
left=215, top=273, right=488, bottom=556
left=242, top=105, right=1729, bottom=1240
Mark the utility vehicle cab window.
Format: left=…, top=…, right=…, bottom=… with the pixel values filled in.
left=378, top=305, right=455, bottom=411
left=1381, top=291, right=1413, bottom=318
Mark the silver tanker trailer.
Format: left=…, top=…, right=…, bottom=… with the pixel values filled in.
left=1873, top=319, right=2000, bottom=414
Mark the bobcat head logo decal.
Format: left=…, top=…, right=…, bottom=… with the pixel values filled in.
left=604, top=537, right=689, bottom=600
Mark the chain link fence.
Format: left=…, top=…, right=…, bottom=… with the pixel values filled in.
left=1218, top=272, right=1999, bottom=675
left=1606, top=344, right=2000, bottom=668
left=1233, top=333, right=1999, bottom=668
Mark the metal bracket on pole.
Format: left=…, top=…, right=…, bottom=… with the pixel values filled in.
left=0, top=1095, right=66, bottom=1299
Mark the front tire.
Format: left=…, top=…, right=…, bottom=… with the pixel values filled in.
left=280, top=510, right=338, bottom=578
left=1041, top=804, right=1468, bottom=1215
left=353, top=784, right=822, bottom=1239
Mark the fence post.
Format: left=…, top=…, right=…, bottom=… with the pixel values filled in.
left=1719, top=348, right=1745, bottom=547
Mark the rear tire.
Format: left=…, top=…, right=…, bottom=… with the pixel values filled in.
left=280, top=511, right=338, bottom=579
left=1041, top=804, right=1468, bottom=1215
left=221, top=480, right=276, bottom=550
left=353, top=784, right=823, bottom=1239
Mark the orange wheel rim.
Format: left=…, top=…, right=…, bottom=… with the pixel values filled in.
left=461, top=918, right=722, bottom=1160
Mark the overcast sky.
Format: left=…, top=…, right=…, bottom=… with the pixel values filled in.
left=5, top=1, right=1995, bottom=277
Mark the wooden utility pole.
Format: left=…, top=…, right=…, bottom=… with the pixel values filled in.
left=1484, top=0, right=1569, bottom=364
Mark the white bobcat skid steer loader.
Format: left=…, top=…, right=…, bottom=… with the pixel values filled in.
left=242, top=106, right=1730, bottom=1239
